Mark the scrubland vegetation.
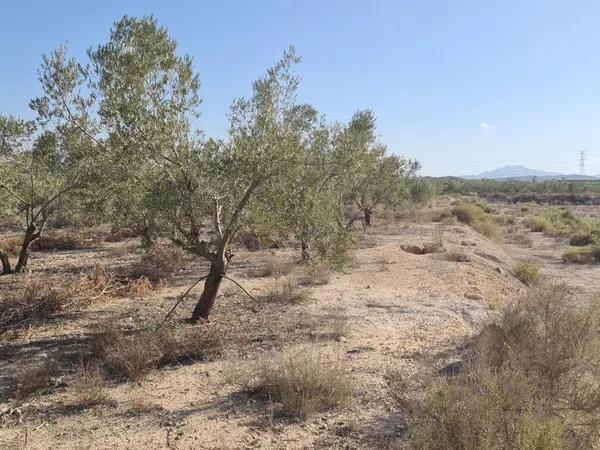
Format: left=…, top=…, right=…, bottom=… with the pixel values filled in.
left=393, top=284, right=600, bottom=449
left=1, top=13, right=600, bottom=450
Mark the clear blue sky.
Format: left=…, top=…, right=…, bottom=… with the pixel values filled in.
left=2, top=0, right=600, bottom=176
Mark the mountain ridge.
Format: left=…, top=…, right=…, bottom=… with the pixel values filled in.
left=462, top=165, right=598, bottom=181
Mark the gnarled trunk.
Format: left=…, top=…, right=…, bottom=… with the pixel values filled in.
left=191, top=255, right=227, bottom=322
left=14, top=224, right=36, bottom=273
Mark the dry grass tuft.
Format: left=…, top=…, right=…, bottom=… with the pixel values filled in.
left=297, top=263, right=332, bottom=286
left=562, top=245, right=600, bottom=264
left=264, top=277, right=311, bottom=304
left=250, top=254, right=296, bottom=278
left=232, top=346, right=353, bottom=420
left=13, top=359, right=61, bottom=399
left=69, top=367, right=113, bottom=409
left=88, top=323, right=222, bottom=380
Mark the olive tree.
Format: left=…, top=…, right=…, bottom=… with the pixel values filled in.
left=335, top=110, right=420, bottom=228
left=0, top=114, right=87, bottom=273
left=151, top=48, right=319, bottom=321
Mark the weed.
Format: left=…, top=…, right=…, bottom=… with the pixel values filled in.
left=264, top=277, right=311, bottom=304
left=234, top=346, right=353, bottom=419
left=514, top=261, right=540, bottom=285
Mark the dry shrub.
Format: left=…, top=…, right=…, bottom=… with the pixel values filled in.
left=13, top=359, right=61, bottom=399
left=394, top=284, right=600, bottom=449
left=104, top=227, right=138, bottom=242
left=525, top=215, right=552, bottom=232
left=127, top=243, right=186, bottom=286
left=251, top=254, right=296, bottom=278
left=514, top=261, right=540, bottom=285
left=33, top=230, right=99, bottom=251
left=471, top=218, right=501, bottom=240
left=297, top=263, right=332, bottom=286
left=264, top=277, right=311, bottom=304
left=444, top=250, right=471, bottom=262
left=507, top=232, right=533, bottom=247
left=0, top=234, right=22, bottom=254
left=88, top=323, right=221, bottom=380
left=569, top=231, right=597, bottom=246
left=0, top=278, right=70, bottom=335
left=562, top=245, right=600, bottom=264
left=0, top=270, right=125, bottom=335
left=233, top=346, right=353, bottom=419
left=69, top=367, right=113, bottom=409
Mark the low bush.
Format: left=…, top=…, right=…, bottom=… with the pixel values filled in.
left=0, top=278, right=70, bottom=335
left=250, top=254, right=296, bottom=278
left=451, top=202, right=501, bottom=240
left=33, top=230, right=99, bottom=251
left=233, top=346, right=353, bottom=419
left=127, top=243, right=186, bottom=286
left=524, top=215, right=552, bottom=232
left=393, top=284, right=600, bottom=449
left=444, top=250, right=471, bottom=262
left=297, top=263, right=332, bottom=286
left=88, top=323, right=221, bottom=380
left=562, top=245, right=600, bottom=264
left=515, top=261, right=540, bottom=285
left=569, top=231, right=597, bottom=246
left=507, top=232, right=533, bottom=246
left=0, top=235, right=22, bottom=254
left=13, top=359, right=61, bottom=399
left=69, top=367, right=113, bottom=409
left=264, top=277, right=311, bottom=304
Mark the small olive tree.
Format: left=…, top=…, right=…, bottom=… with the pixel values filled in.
left=334, top=110, right=420, bottom=228
left=0, top=115, right=86, bottom=273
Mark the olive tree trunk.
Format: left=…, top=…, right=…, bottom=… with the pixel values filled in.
left=0, top=250, right=11, bottom=275
left=364, top=208, right=372, bottom=227
left=14, top=224, right=37, bottom=273
left=191, top=253, right=228, bottom=322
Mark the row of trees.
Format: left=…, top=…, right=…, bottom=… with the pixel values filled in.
left=0, top=16, right=425, bottom=321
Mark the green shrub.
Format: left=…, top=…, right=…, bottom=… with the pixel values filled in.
left=515, top=261, right=540, bottom=285
left=451, top=202, right=501, bottom=240
left=562, top=246, right=600, bottom=264
left=525, top=215, right=552, bottom=233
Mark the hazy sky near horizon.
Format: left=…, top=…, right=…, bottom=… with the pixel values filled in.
left=2, top=0, right=600, bottom=176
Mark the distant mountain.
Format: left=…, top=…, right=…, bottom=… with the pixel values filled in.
left=462, top=165, right=598, bottom=181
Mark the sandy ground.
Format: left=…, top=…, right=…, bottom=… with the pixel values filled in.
left=0, top=202, right=597, bottom=449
